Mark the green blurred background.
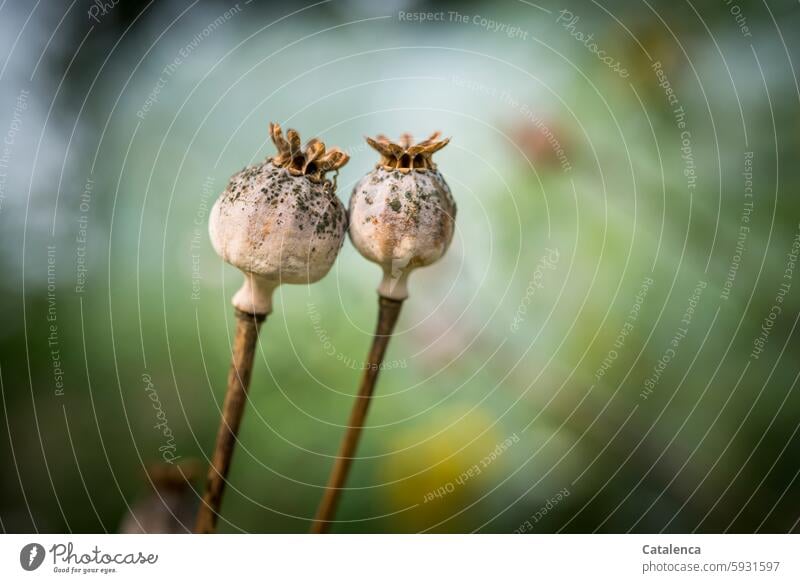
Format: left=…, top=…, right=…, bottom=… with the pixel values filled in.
left=1, top=0, right=799, bottom=533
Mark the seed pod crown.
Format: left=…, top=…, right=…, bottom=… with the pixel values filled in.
left=269, top=122, right=349, bottom=184
left=366, top=132, right=450, bottom=172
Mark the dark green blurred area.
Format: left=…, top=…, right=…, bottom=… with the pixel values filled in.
left=1, top=0, right=800, bottom=533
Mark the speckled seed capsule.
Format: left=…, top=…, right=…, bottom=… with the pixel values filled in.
left=209, top=123, right=349, bottom=315
left=349, top=132, right=456, bottom=300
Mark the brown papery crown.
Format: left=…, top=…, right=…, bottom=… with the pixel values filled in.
left=269, top=122, right=349, bottom=183
left=366, top=132, right=450, bottom=172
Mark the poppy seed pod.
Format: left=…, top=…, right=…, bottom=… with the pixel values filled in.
left=311, top=133, right=456, bottom=532
left=348, top=132, right=456, bottom=300
left=209, top=123, right=349, bottom=315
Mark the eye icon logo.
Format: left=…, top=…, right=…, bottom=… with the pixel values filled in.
left=19, top=543, right=45, bottom=571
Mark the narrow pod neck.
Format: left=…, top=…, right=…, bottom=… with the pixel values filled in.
left=232, top=273, right=279, bottom=317
left=378, top=268, right=410, bottom=301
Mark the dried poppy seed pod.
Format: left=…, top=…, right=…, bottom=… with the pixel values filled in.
left=208, top=123, right=349, bottom=315
left=348, top=132, right=456, bottom=300
left=197, top=125, right=348, bottom=534
left=312, top=133, right=455, bottom=532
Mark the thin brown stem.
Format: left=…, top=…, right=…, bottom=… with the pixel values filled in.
left=310, top=296, right=404, bottom=533
left=195, top=308, right=266, bottom=534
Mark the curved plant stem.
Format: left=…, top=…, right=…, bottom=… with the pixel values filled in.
left=195, top=308, right=266, bottom=534
left=311, top=296, right=404, bottom=534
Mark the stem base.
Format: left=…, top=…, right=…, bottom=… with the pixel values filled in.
left=310, top=295, right=404, bottom=533
left=195, top=308, right=266, bottom=534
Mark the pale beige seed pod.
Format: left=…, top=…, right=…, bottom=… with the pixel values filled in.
left=348, top=132, right=456, bottom=300
left=209, top=123, right=349, bottom=315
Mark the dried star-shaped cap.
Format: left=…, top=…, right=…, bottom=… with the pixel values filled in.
left=366, top=132, right=450, bottom=172
left=269, top=122, right=349, bottom=183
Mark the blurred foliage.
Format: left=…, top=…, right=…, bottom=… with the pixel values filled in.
left=1, top=0, right=799, bottom=533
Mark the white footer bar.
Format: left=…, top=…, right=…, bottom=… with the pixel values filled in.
left=1, top=534, right=796, bottom=582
